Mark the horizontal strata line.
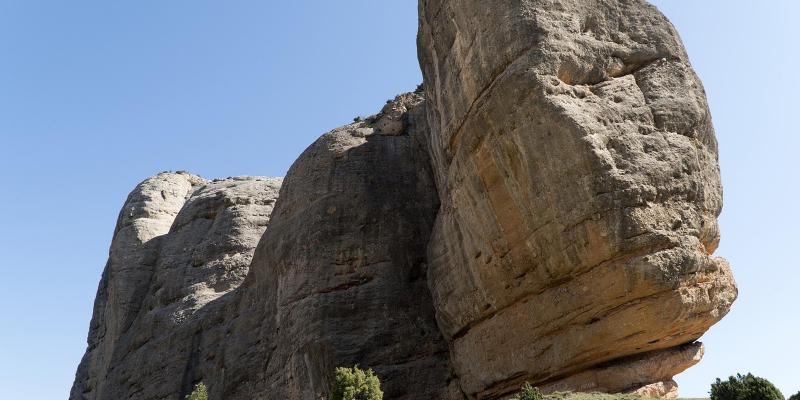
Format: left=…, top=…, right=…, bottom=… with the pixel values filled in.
left=448, top=240, right=678, bottom=341
left=479, top=341, right=702, bottom=399
left=534, top=341, right=703, bottom=389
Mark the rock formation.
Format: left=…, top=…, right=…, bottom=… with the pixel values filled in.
left=71, top=1, right=736, bottom=399
left=416, top=0, right=736, bottom=397
left=70, top=174, right=282, bottom=399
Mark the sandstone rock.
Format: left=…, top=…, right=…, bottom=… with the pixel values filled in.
left=632, top=381, right=679, bottom=399
left=240, top=94, right=460, bottom=399
left=72, top=1, right=736, bottom=399
left=539, top=342, right=703, bottom=396
left=373, top=93, right=420, bottom=135
left=417, top=0, right=736, bottom=397
left=70, top=173, right=282, bottom=400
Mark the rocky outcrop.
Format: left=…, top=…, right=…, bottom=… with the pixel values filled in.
left=241, top=92, right=459, bottom=400
left=70, top=174, right=282, bottom=399
left=71, top=1, right=736, bottom=399
left=417, top=0, right=736, bottom=397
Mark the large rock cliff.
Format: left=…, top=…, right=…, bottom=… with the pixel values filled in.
left=71, top=1, right=736, bottom=399
left=416, top=0, right=736, bottom=397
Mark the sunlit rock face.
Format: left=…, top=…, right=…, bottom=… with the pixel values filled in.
left=70, top=173, right=282, bottom=400
left=417, top=0, right=735, bottom=397
left=71, top=2, right=736, bottom=399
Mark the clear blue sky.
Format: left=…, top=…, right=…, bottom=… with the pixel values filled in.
left=0, top=2, right=796, bottom=399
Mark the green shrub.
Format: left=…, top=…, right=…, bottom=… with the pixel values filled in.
left=185, top=382, right=208, bottom=400
left=518, top=383, right=544, bottom=400
left=331, top=366, right=383, bottom=400
left=787, top=392, right=799, bottom=400
left=710, top=373, right=783, bottom=400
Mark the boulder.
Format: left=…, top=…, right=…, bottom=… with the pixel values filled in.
left=417, top=0, right=736, bottom=397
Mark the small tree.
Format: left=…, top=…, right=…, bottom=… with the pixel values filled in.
left=710, top=373, right=783, bottom=400
left=331, top=366, right=383, bottom=400
left=186, top=382, right=208, bottom=400
left=788, top=392, right=799, bottom=400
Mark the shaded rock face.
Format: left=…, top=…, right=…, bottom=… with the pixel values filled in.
left=72, top=1, right=736, bottom=399
left=244, top=94, right=460, bottom=399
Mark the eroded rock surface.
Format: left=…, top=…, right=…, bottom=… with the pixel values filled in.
left=70, top=173, right=282, bottom=400
left=244, top=93, right=460, bottom=400
left=417, top=0, right=736, bottom=397
left=539, top=342, right=703, bottom=397
left=72, top=1, right=735, bottom=399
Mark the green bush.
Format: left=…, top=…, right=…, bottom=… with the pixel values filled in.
left=331, top=366, right=383, bottom=400
left=710, top=373, right=783, bottom=400
left=787, top=392, right=799, bottom=400
left=185, top=382, right=208, bottom=400
left=514, top=383, right=544, bottom=400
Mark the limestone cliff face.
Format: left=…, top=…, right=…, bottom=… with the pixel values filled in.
left=71, top=1, right=736, bottom=399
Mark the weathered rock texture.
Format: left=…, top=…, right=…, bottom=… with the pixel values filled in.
left=245, top=92, right=460, bottom=399
left=71, top=1, right=736, bottom=399
left=416, top=0, right=736, bottom=397
left=70, top=173, right=282, bottom=399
